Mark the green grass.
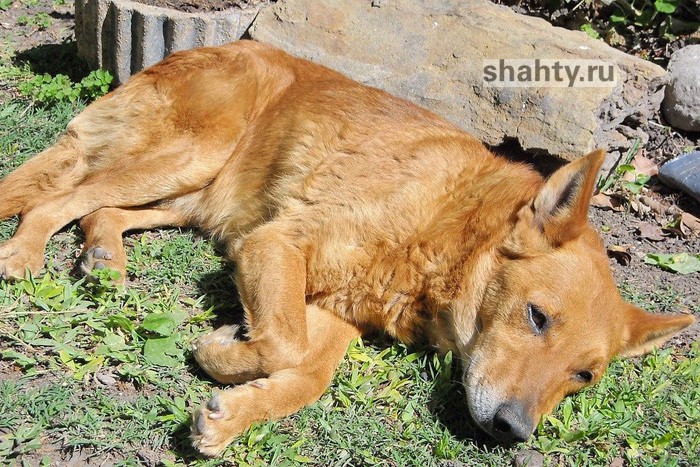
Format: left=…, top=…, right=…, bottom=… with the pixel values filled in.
left=1, top=66, right=699, bottom=466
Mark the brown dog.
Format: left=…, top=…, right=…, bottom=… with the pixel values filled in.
left=0, top=41, right=694, bottom=456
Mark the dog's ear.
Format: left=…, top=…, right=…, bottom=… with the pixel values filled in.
left=530, top=149, right=605, bottom=246
left=618, top=303, right=695, bottom=357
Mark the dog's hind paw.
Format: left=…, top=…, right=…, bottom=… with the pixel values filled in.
left=79, top=245, right=125, bottom=282
left=193, top=325, right=241, bottom=351
left=191, top=389, right=253, bottom=457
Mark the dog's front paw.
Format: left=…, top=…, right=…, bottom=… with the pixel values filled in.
left=0, top=240, right=44, bottom=280
left=191, top=389, right=252, bottom=457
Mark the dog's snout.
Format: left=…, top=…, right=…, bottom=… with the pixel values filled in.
left=491, top=401, right=533, bottom=444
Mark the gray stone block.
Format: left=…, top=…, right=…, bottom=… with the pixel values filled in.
left=659, top=151, right=700, bottom=203
left=249, top=0, right=667, bottom=161
left=75, top=0, right=264, bottom=84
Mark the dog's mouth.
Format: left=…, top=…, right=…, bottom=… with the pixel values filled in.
left=463, top=366, right=534, bottom=444
left=463, top=364, right=500, bottom=432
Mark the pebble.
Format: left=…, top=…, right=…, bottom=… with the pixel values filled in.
left=96, top=372, right=117, bottom=386
left=662, top=45, right=700, bottom=132
left=658, top=151, right=700, bottom=204
left=514, top=449, right=544, bottom=467
left=609, top=457, right=625, bottom=467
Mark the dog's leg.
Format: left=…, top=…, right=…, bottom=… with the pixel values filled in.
left=0, top=169, right=209, bottom=280
left=192, top=304, right=360, bottom=457
left=0, top=136, right=84, bottom=219
left=192, top=222, right=311, bottom=382
left=78, top=206, right=190, bottom=281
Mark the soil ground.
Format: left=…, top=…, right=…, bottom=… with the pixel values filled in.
left=132, top=0, right=267, bottom=14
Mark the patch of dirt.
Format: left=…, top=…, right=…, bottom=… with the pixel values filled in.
left=591, top=206, right=699, bottom=304
left=17, top=443, right=124, bottom=466
left=132, top=0, right=267, bottom=13
left=0, top=0, right=75, bottom=58
left=493, top=0, right=700, bottom=68
left=0, top=359, right=23, bottom=382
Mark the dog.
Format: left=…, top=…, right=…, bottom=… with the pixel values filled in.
left=0, top=40, right=694, bottom=456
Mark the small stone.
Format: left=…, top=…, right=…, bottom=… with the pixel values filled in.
left=662, top=45, right=700, bottom=132
left=136, top=448, right=159, bottom=467
left=514, top=449, right=544, bottom=467
left=96, top=372, right=117, bottom=386
left=658, top=151, right=700, bottom=203
left=439, top=461, right=467, bottom=467
left=610, top=457, right=625, bottom=467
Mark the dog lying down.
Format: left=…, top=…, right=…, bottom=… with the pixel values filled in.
left=0, top=41, right=694, bottom=456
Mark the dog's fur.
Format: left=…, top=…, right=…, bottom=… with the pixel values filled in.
left=0, top=41, right=694, bottom=456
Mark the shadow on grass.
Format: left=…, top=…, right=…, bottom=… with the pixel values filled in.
left=195, top=259, right=247, bottom=330
left=426, top=360, right=501, bottom=451
left=13, top=40, right=91, bottom=83
left=170, top=421, right=206, bottom=464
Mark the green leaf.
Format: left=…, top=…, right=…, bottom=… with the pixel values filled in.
left=102, top=332, right=126, bottom=348
left=580, top=23, right=600, bottom=39
left=107, top=314, right=135, bottom=332
left=141, top=313, right=177, bottom=336
left=26, top=338, right=57, bottom=347
left=653, top=432, right=674, bottom=448
left=143, top=335, right=181, bottom=367
left=617, top=164, right=635, bottom=173
left=1, top=350, right=37, bottom=368
left=141, top=310, right=186, bottom=336
left=644, top=253, right=700, bottom=274
left=654, top=0, right=678, bottom=14
left=74, top=355, right=105, bottom=380
left=58, top=349, right=78, bottom=371
left=563, top=429, right=586, bottom=442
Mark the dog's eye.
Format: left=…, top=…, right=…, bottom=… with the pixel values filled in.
left=527, top=303, right=549, bottom=335
left=574, top=370, right=593, bottom=384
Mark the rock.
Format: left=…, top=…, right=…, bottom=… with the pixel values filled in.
left=662, top=45, right=700, bottom=132
left=75, top=0, right=264, bottom=84
left=609, top=457, right=625, bottom=467
left=514, top=449, right=544, bottom=467
left=658, top=151, right=700, bottom=203
left=96, top=372, right=117, bottom=386
left=249, top=0, right=666, bottom=160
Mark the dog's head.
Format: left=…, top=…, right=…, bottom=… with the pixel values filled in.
left=458, top=149, right=695, bottom=443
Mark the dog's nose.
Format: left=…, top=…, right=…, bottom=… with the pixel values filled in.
left=491, top=401, right=533, bottom=444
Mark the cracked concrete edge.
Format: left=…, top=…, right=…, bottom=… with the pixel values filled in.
left=75, top=0, right=263, bottom=84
